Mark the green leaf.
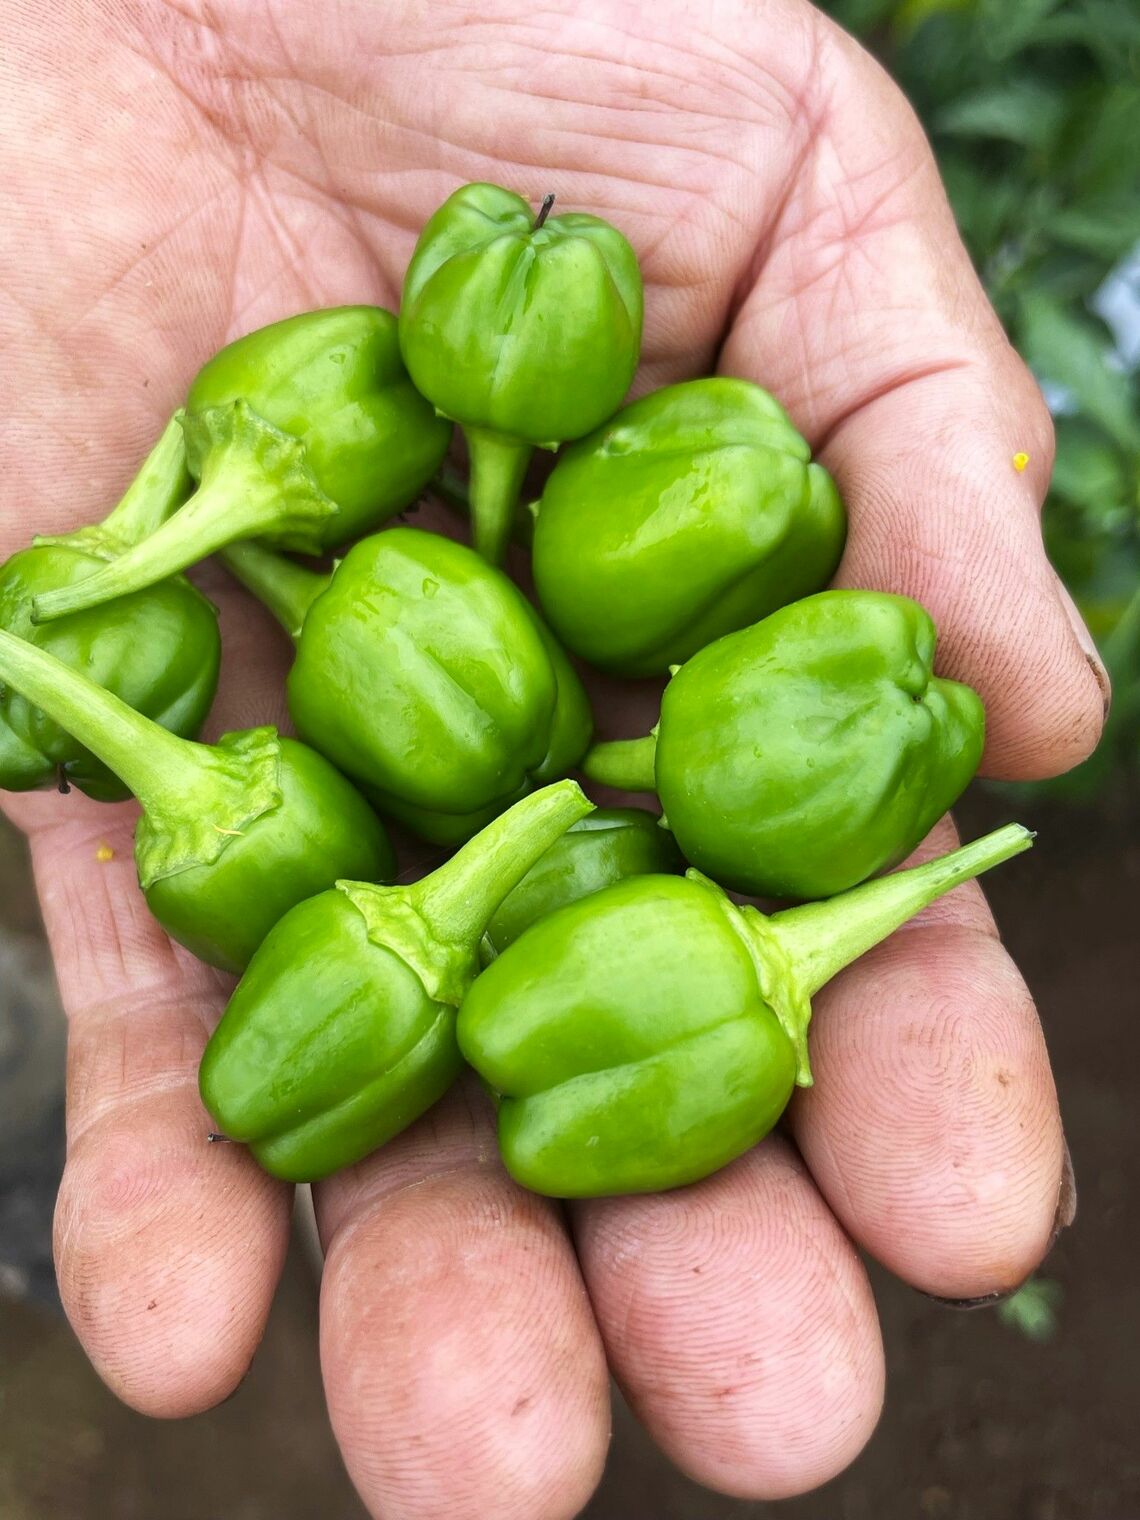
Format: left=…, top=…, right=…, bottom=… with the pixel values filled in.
left=939, top=151, right=1022, bottom=263
left=935, top=78, right=1068, bottom=150
left=1051, top=194, right=1140, bottom=260
left=996, top=1277, right=1062, bottom=1342
left=1053, top=83, right=1140, bottom=197
left=892, top=12, right=989, bottom=113
left=896, top=0, right=974, bottom=35
left=817, top=0, right=900, bottom=34
left=976, top=0, right=1064, bottom=61
left=1032, top=4, right=1140, bottom=81
left=1019, top=293, right=1140, bottom=451
left=1049, top=419, right=1130, bottom=510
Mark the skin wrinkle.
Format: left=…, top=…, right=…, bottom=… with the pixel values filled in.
left=794, top=926, right=1060, bottom=1293
left=65, top=996, right=220, bottom=1144
left=259, top=7, right=375, bottom=258
left=318, top=1157, right=608, bottom=1520
left=576, top=1140, right=882, bottom=1496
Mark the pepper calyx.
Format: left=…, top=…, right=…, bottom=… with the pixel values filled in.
left=135, top=726, right=284, bottom=887
left=685, top=868, right=814, bottom=1087
left=337, top=882, right=477, bottom=1007
left=181, top=400, right=339, bottom=555
left=32, top=524, right=127, bottom=561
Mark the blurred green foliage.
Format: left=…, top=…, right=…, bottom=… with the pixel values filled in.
left=820, top=0, right=1140, bottom=798
left=997, top=1276, right=1063, bottom=1342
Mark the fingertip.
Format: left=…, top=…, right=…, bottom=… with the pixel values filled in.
left=54, top=1099, right=290, bottom=1419
left=575, top=1138, right=884, bottom=1501
left=974, top=573, right=1109, bottom=780
left=794, top=926, right=1063, bottom=1300
left=316, top=1088, right=610, bottom=1520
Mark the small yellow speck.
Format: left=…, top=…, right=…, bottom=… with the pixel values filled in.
left=95, top=844, right=115, bottom=863
left=1013, top=451, right=1030, bottom=472
left=212, top=825, right=245, bottom=837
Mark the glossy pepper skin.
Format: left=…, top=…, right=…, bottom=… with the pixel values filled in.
left=458, top=824, right=1033, bottom=1198
left=481, top=807, right=684, bottom=962
left=0, top=414, right=219, bottom=800
left=531, top=378, right=847, bottom=677
left=221, top=528, right=593, bottom=845
left=0, top=629, right=394, bottom=971
left=399, top=183, right=643, bottom=565
left=583, top=590, right=986, bottom=900
left=199, top=781, right=594, bottom=1182
left=33, top=307, right=452, bottom=621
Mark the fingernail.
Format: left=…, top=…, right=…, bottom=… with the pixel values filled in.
left=1050, top=1137, right=1077, bottom=1240
left=925, top=1287, right=1018, bottom=1311
left=1055, top=578, right=1111, bottom=721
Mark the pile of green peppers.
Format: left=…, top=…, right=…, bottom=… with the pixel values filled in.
left=0, top=181, right=1033, bottom=1199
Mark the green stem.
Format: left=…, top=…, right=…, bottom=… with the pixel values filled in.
left=34, top=462, right=284, bottom=622
left=768, top=823, right=1035, bottom=999
left=220, top=540, right=330, bottom=642
left=581, top=733, right=658, bottom=792
left=0, top=628, right=205, bottom=808
left=430, top=462, right=537, bottom=550
left=98, top=411, right=193, bottom=545
left=32, top=401, right=336, bottom=623
left=429, top=464, right=472, bottom=517
left=411, top=780, right=594, bottom=943
left=464, top=427, right=532, bottom=566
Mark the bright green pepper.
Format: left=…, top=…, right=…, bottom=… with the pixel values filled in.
left=32, top=307, right=452, bottom=622
left=0, top=629, right=394, bottom=971
left=583, top=590, right=985, bottom=900
left=0, top=414, right=219, bottom=800
left=221, top=527, right=592, bottom=845
left=399, top=183, right=643, bottom=565
left=480, top=806, right=684, bottom=962
left=199, top=780, right=594, bottom=1181
left=531, top=378, right=847, bottom=676
left=458, top=824, right=1033, bottom=1197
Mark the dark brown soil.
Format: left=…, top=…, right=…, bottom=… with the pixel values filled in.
left=1, top=783, right=1137, bottom=1518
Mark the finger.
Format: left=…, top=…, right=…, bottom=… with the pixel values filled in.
left=14, top=589, right=297, bottom=1418
left=719, top=9, right=1107, bottom=779
left=789, top=814, right=1064, bottom=1300
left=573, top=1134, right=884, bottom=1501
left=29, top=809, right=292, bottom=1417
left=315, top=1080, right=610, bottom=1520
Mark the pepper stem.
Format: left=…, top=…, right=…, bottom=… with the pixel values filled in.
left=0, top=628, right=205, bottom=808
left=31, top=401, right=337, bottom=622
left=580, top=733, right=658, bottom=792
left=464, top=427, right=532, bottom=566
left=220, top=540, right=330, bottom=642
left=534, top=193, right=556, bottom=230
left=411, top=780, right=594, bottom=944
left=429, top=464, right=472, bottom=517
left=770, top=824, right=1035, bottom=1001
left=98, top=411, right=193, bottom=545
left=730, top=824, right=1034, bottom=1088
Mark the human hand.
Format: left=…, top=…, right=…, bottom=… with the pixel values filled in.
left=1, top=1, right=1100, bottom=1513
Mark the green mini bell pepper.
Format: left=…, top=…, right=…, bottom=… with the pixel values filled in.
left=0, top=629, right=394, bottom=971
left=199, top=780, right=594, bottom=1181
left=480, top=806, right=684, bottom=962
left=221, top=527, right=592, bottom=845
left=32, top=307, right=452, bottom=621
left=532, top=378, right=847, bottom=676
left=584, top=590, right=985, bottom=900
left=399, top=182, right=643, bottom=565
left=458, top=824, right=1033, bottom=1197
left=0, top=414, right=219, bottom=799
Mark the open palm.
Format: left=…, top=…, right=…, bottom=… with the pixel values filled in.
left=2, top=2, right=1102, bottom=1515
